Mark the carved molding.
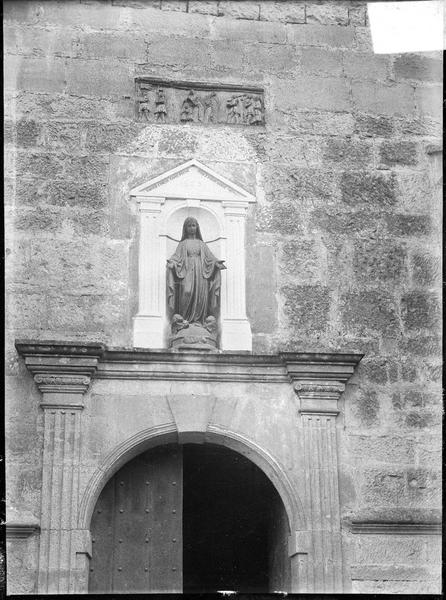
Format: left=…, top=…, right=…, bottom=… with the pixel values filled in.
left=350, top=521, right=442, bottom=535
left=6, top=522, right=40, bottom=539
left=135, top=77, right=265, bottom=126
left=33, top=374, right=92, bottom=394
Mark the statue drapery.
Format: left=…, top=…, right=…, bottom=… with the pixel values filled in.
left=166, top=217, right=225, bottom=325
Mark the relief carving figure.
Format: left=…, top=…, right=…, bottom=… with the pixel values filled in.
left=166, top=217, right=226, bottom=350
left=243, top=95, right=255, bottom=124
left=202, top=92, right=219, bottom=123
left=154, top=88, right=167, bottom=122
left=252, top=95, right=263, bottom=125
left=138, top=94, right=151, bottom=122
left=180, top=90, right=201, bottom=122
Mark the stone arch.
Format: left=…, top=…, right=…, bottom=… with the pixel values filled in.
left=79, top=424, right=306, bottom=534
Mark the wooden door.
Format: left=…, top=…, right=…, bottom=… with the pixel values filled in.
left=89, top=444, right=183, bottom=593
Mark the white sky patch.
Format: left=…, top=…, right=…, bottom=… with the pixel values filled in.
left=368, top=1, right=444, bottom=53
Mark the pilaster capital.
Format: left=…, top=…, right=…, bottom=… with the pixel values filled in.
left=294, top=380, right=345, bottom=416
left=136, top=196, right=165, bottom=213
left=15, top=340, right=105, bottom=398
left=222, top=201, right=249, bottom=217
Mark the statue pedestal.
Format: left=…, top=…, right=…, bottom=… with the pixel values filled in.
left=169, top=323, right=218, bottom=353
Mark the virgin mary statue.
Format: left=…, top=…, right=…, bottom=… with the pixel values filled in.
left=166, top=217, right=226, bottom=325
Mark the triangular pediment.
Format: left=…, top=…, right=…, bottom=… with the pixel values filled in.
left=130, top=159, right=255, bottom=203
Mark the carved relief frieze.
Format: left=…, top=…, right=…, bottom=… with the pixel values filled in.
left=135, top=78, right=265, bottom=126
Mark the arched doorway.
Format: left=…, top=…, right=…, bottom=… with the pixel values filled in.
left=89, top=443, right=291, bottom=593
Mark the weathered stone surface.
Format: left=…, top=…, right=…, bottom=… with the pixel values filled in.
left=401, top=291, right=441, bottom=331
left=16, top=118, right=40, bottom=147
left=218, top=0, right=260, bottom=20
left=301, top=47, right=343, bottom=76
left=213, top=17, right=286, bottom=44
left=286, top=23, right=355, bottom=48
left=350, top=388, right=380, bottom=427
left=414, top=85, right=442, bottom=121
left=188, top=1, right=219, bottom=16
left=352, top=81, right=414, bottom=116
left=394, top=54, right=442, bottom=82
left=355, top=114, right=394, bottom=138
left=348, top=435, right=415, bottom=464
left=359, top=358, right=398, bottom=385
left=399, top=336, right=441, bottom=358
left=5, top=55, right=66, bottom=93
left=353, top=239, right=406, bottom=283
left=379, top=141, right=418, bottom=167
left=65, top=58, right=133, bottom=98
left=343, top=52, right=389, bottom=81
left=259, top=1, right=305, bottom=24
left=77, top=31, right=147, bottom=60
left=278, top=110, right=355, bottom=136
left=340, top=171, right=396, bottom=207
left=410, top=251, right=441, bottom=288
left=311, top=208, right=379, bottom=235
left=4, top=23, right=75, bottom=58
left=306, top=1, right=348, bottom=26
left=161, top=0, right=187, bottom=12
left=348, top=4, right=366, bottom=27
left=281, top=284, right=330, bottom=332
left=323, top=138, right=372, bottom=168
left=280, top=239, right=326, bottom=283
left=243, top=43, right=300, bottom=75
left=246, top=245, right=277, bottom=334
left=386, top=214, right=431, bottom=237
left=341, top=290, right=399, bottom=335
left=272, top=76, right=351, bottom=112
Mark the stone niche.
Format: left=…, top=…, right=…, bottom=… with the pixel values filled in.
left=130, top=159, right=256, bottom=351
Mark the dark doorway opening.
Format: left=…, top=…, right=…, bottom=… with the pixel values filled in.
left=89, top=442, right=290, bottom=593
left=183, top=443, right=287, bottom=593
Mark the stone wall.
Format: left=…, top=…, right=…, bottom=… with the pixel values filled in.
left=4, top=0, right=442, bottom=594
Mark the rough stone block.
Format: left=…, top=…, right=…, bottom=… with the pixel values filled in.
left=340, top=171, right=396, bottom=207
left=401, top=291, right=441, bottom=331
left=399, top=336, right=441, bottom=358
left=341, top=290, right=399, bottom=335
left=355, top=114, right=394, bottom=138
left=243, top=43, right=300, bottom=74
left=351, top=564, right=435, bottom=582
left=280, top=111, right=355, bottom=136
left=4, top=23, right=75, bottom=58
left=394, top=54, right=442, bottom=82
left=85, top=122, right=140, bottom=153
left=16, top=151, right=64, bottom=179
left=396, top=115, right=440, bottom=137
left=147, top=36, right=212, bottom=68
left=353, top=239, right=406, bottom=283
left=301, top=47, right=343, bottom=75
left=343, top=52, right=389, bottom=81
left=63, top=155, right=110, bottom=183
left=352, top=81, right=414, bottom=116
left=43, top=122, right=84, bottom=153
left=414, top=85, right=442, bottom=121
left=16, top=119, right=40, bottom=147
left=323, top=138, right=372, bottom=168
left=280, top=239, right=326, bottom=283
left=348, top=434, right=415, bottom=464
left=386, top=214, right=431, bottom=237
left=65, top=59, right=133, bottom=98
left=281, top=284, right=330, bottom=332
left=259, top=1, right=305, bottom=24
left=404, top=411, right=436, bottom=429
left=273, top=76, right=351, bottom=112
left=160, top=0, right=187, bottom=11
left=311, top=208, right=379, bottom=235
left=359, top=358, right=398, bottom=385
left=5, top=55, right=66, bottom=93
left=78, top=32, right=147, bottom=60
left=410, top=251, right=441, bottom=288
left=350, top=389, right=380, bottom=427
left=246, top=245, right=277, bottom=334
left=348, top=4, right=366, bottom=26
left=379, top=141, right=418, bottom=167
left=286, top=23, right=355, bottom=48
left=213, top=17, right=286, bottom=44
left=3, top=1, right=41, bottom=23
left=8, top=292, right=48, bottom=329
left=362, top=468, right=407, bottom=504
left=306, top=1, right=348, bottom=25
left=218, top=1, right=260, bottom=20
left=353, top=535, right=427, bottom=565
left=188, top=1, right=219, bottom=16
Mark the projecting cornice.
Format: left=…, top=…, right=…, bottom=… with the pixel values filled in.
left=15, top=340, right=363, bottom=387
